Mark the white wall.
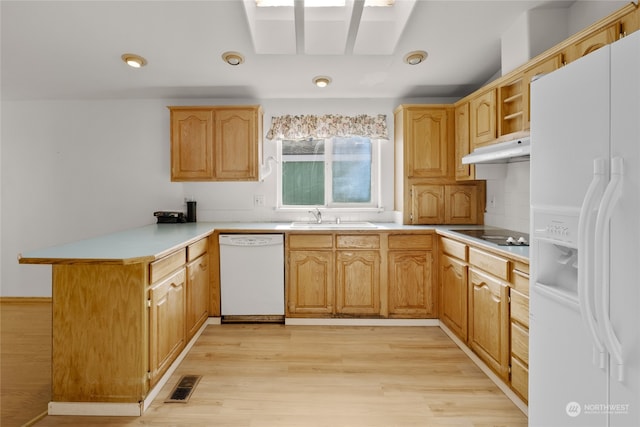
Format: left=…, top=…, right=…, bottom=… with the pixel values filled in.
left=477, top=162, right=530, bottom=234
left=0, top=96, right=454, bottom=297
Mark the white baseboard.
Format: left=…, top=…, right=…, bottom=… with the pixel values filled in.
left=438, top=321, right=528, bottom=416
left=285, top=317, right=439, bottom=326
left=48, top=317, right=220, bottom=417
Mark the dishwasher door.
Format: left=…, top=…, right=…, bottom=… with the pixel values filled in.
left=219, top=234, right=284, bottom=317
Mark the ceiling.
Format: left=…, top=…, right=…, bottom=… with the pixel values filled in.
left=1, top=0, right=575, bottom=101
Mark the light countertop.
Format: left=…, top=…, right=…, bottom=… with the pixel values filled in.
left=18, top=222, right=528, bottom=265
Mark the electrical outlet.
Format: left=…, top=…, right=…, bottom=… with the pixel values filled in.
left=253, top=194, right=265, bottom=207
left=489, top=195, right=496, bottom=209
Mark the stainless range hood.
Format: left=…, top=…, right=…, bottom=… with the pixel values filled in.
left=462, top=137, right=530, bottom=164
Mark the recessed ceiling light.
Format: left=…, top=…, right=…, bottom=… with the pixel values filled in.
left=222, top=51, right=245, bottom=66
left=121, top=53, right=147, bottom=68
left=404, top=50, right=428, bottom=65
left=313, top=76, right=331, bottom=88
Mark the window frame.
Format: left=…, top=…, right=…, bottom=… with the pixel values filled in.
left=275, top=137, right=381, bottom=210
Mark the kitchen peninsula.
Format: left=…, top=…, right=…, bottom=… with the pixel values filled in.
left=19, top=222, right=529, bottom=416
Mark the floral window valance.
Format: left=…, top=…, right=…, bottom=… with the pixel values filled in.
left=265, top=114, right=388, bottom=140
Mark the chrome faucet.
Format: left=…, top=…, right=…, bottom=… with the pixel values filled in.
left=309, top=208, right=322, bottom=223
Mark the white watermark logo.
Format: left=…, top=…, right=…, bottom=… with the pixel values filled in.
left=566, top=401, right=581, bottom=417
left=566, top=401, right=630, bottom=417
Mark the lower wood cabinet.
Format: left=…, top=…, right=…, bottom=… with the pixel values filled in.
left=387, top=234, right=435, bottom=318
left=438, top=235, right=530, bottom=401
left=186, top=252, right=209, bottom=340
left=468, top=268, right=510, bottom=381
left=288, top=250, right=334, bottom=316
left=149, top=268, right=186, bottom=386
left=336, top=250, right=381, bottom=316
left=440, top=252, right=468, bottom=340
left=286, top=231, right=434, bottom=318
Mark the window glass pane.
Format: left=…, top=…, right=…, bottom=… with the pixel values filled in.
left=282, top=140, right=325, bottom=205
left=332, top=137, right=371, bottom=203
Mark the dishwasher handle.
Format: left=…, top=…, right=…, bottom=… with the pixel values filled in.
left=219, top=234, right=284, bottom=247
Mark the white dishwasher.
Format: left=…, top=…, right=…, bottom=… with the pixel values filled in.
left=218, top=234, right=284, bottom=320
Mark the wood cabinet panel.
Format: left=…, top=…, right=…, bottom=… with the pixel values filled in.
left=444, top=184, right=482, bottom=225
left=405, top=108, right=450, bottom=178
left=510, top=288, right=529, bottom=328
left=150, top=249, right=186, bottom=283
left=511, top=356, right=529, bottom=401
left=186, top=254, right=209, bottom=340
left=336, top=234, right=380, bottom=249
left=288, top=234, right=333, bottom=249
left=411, top=184, right=444, bottom=224
left=468, top=268, right=510, bottom=380
left=454, top=102, right=474, bottom=181
left=511, top=320, right=529, bottom=365
left=440, top=236, right=467, bottom=260
left=169, top=106, right=262, bottom=182
left=469, top=89, right=497, bottom=148
left=149, top=268, right=186, bottom=386
left=388, top=250, right=435, bottom=318
left=388, top=234, right=433, bottom=250
left=567, top=21, right=620, bottom=63
left=52, top=264, right=148, bottom=402
left=336, top=251, right=381, bottom=315
left=287, top=250, right=334, bottom=316
left=214, top=109, right=259, bottom=180
left=468, top=247, right=509, bottom=281
left=187, top=238, right=208, bottom=262
left=170, top=109, right=214, bottom=181
left=440, top=253, right=468, bottom=340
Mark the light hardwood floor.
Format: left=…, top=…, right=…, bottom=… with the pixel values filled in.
left=2, top=302, right=527, bottom=427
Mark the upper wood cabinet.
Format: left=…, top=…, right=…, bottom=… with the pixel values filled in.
left=397, top=105, right=452, bottom=179
left=411, top=183, right=485, bottom=225
left=498, top=76, right=524, bottom=137
left=469, top=89, right=497, bottom=148
left=169, top=106, right=263, bottom=182
left=454, top=102, right=475, bottom=181
left=522, top=54, right=562, bottom=129
left=566, top=21, right=620, bottom=64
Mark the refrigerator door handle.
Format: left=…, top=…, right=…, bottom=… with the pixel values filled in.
left=594, top=156, right=625, bottom=382
left=577, top=157, right=607, bottom=369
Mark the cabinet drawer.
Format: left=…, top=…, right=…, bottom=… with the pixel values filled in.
left=288, top=234, right=333, bottom=249
left=511, top=321, right=529, bottom=364
left=511, top=268, right=530, bottom=295
left=510, top=289, right=529, bottom=327
left=511, top=356, right=529, bottom=401
left=336, top=234, right=380, bottom=249
left=187, top=238, right=208, bottom=262
left=440, top=237, right=467, bottom=260
left=388, top=234, right=433, bottom=249
left=150, top=249, right=186, bottom=283
left=469, top=247, right=509, bottom=281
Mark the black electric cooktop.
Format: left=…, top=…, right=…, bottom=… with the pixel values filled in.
left=454, top=228, right=529, bottom=246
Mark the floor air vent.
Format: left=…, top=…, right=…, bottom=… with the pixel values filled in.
left=165, top=375, right=202, bottom=403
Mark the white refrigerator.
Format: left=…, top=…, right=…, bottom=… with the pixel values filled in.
left=529, top=30, right=639, bottom=427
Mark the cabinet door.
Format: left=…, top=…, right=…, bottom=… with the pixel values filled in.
left=440, top=253, right=468, bottom=341
left=523, top=54, right=562, bottom=129
left=335, top=250, right=380, bottom=315
left=468, top=268, right=510, bottom=380
left=405, top=108, right=450, bottom=178
left=149, top=269, right=186, bottom=386
left=567, top=21, right=620, bottom=63
left=388, top=250, right=435, bottom=318
left=287, top=250, right=334, bottom=316
left=444, top=184, right=481, bottom=224
left=186, top=254, right=209, bottom=340
left=215, top=109, right=259, bottom=180
left=469, top=89, right=497, bottom=148
left=411, top=184, right=444, bottom=224
left=170, top=109, right=214, bottom=181
left=454, top=102, right=474, bottom=181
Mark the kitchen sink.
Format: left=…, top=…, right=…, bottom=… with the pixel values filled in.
left=289, top=221, right=378, bottom=229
